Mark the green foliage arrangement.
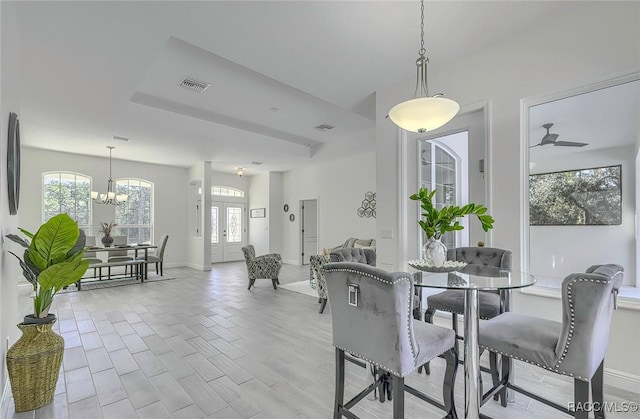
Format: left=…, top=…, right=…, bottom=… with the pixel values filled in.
left=6, top=214, right=90, bottom=318
left=99, top=221, right=116, bottom=235
left=410, top=188, right=495, bottom=240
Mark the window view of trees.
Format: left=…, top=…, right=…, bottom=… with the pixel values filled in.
left=43, top=172, right=91, bottom=233
left=529, top=165, right=621, bottom=225
left=115, top=179, right=153, bottom=244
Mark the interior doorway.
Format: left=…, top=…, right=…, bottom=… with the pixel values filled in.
left=300, top=199, right=318, bottom=265
left=211, top=201, right=246, bottom=263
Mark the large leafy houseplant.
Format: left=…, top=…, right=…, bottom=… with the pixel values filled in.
left=410, top=188, right=494, bottom=266
left=6, top=213, right=90, bottom=320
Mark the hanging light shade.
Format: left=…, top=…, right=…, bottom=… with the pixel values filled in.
left=388, top=0, right=459, bottom=133
left=91, top=146, right=128, bottom=205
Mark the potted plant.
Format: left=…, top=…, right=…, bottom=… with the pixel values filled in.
left=5, top=213, right=89, bottom=412
left=410, top=188, right=494, bottom=267
left=99, top=220, right=116, bottom=247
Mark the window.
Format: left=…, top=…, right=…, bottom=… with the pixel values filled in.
left=211, top=207, right=219, bottom=243
left=212, top=186, right=244, bottom=197
left=115, top=179, right=153, bottom=244
left=419, top=140, right=459, bottom=249
left=43, top=172, right=91, bottom=233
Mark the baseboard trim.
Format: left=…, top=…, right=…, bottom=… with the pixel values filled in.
left=1, top=378, right=11, bottom=419
left=183, top=262, right=211, bottom=271
left=605, top=367, right=640, bottom=394
left=283, top=259, right=299, bottom=266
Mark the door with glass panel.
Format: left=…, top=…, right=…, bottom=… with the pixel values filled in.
left=211, top=202, right=246, bottom=262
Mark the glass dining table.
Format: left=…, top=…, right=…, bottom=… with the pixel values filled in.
left=413, top=265, right=536, bottom=419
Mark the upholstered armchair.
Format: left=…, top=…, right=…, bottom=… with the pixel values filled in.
left=480, top=264, right=623, bottom=419
left=309, top=255, right=330, bottom=313
left=241, top=245, right=282, bottom=290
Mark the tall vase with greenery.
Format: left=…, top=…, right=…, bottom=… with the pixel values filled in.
left=5, top=213, right=89, bottom=412
left=410, top=188, right=494, bottom=267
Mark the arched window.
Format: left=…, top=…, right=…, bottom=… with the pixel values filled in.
left=212, top=186, right=244, bottom=197
left=43, top=172, right=92, bottom=233
left=115, top=179, right=153, bottom=244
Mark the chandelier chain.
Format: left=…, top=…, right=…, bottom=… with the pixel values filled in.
left=419, top=0, right=425, bottom=57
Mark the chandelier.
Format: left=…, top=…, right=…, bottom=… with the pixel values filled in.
left=91, top=146, right=128, bottom=205
left=388, top=0, right=459, bottom=133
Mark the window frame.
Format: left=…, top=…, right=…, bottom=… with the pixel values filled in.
left=42, top=171, right=92, bottom=234
left=114, top=178, right=154, bottom=245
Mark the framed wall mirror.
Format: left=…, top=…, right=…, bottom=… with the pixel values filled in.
left=522, top=73, right=640, bottom=290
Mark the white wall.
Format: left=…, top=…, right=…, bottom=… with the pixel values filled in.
left=248, top=173, right=269, bottom=255
left=281, top=151, right=376, bottom=264
left=0, top=1, right=22, bottom=407
left=269, top=172, right=284, bottom=254
left=530, top=146, right=635, bottom=286
left=20, top=147, right=189, bottom=267
left=187, top=162, right=211, bottom=270
left=376, top=2, right=640, bottom=382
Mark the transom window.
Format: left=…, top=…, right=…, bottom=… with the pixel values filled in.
left=42, top=172, right=91, bottom=233
left=115, top=179, right=153, bottom=244
left=212, top=186, right=244, bottom=197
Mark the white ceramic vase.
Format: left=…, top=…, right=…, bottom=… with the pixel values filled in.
left=422, top=238, right=447, bottom=267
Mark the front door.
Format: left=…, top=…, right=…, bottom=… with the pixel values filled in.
left=211, top=201, right=246, bottom=262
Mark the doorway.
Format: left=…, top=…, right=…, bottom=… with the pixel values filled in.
left=300, top=199, right=318, bottom=265
left=211, top=201, right=246, bottom=262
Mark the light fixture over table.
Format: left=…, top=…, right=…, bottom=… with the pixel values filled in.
left=91, top=146, right=128, bottom=205
left=388, top=0, right=459, bottom=133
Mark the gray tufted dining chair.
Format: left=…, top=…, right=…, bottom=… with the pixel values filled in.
left=421, top=247, right=511, bottom=375
left=324, top=262, right=459, bottom=419
left=480, top=264, right=623, bottom=419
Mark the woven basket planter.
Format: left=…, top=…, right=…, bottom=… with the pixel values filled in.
left=6, top=319, right=64, bottom=412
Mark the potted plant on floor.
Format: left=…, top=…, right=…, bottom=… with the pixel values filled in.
left=410, top=188, right=494, bottom=267
left=5, top=213, right=89, bottom=412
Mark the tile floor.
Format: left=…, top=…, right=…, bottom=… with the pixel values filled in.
left=5, top=262, right=639, bottom=419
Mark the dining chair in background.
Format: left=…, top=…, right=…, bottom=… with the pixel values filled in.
left=83, top=235, right=102, bottom=277
left=480, top=264, right=623, bottom=419
left=107, top=235, right=133, bottom=277
left=323, top=262, right=459, bottom=419
left=136, top=235, right=169, bottom=276
left=421, top=246, right=512, bottom=375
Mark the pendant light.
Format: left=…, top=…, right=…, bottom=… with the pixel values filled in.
left=388, top=0, right=459, bottom=133
left=91, top=146, right=128, bottom=205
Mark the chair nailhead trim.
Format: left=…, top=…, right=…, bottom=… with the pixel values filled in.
left=326, top=267, right=426, bottom=375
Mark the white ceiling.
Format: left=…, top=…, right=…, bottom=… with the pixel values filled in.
left=10, top=1, right=590, bottom=174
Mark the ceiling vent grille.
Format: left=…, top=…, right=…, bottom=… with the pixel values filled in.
left=314, top=123, right=334, bottom=132
left=178, top=77, right=210, bottom=93
left=112, top=135, right=130, bottom=142
left=251, top=161, right=263, bottom=165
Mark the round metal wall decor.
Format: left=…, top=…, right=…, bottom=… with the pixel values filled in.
left=289, top=213, right=295, bottom=222
left=283, top=204, right=289, bottom=212
left=7, top=112, right=21, bottom=215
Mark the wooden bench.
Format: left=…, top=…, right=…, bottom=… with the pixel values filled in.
left=77, top=260, right=145, bottom=290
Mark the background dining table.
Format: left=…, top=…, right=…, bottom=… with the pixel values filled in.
left=86, top=244, right=157, bottom=279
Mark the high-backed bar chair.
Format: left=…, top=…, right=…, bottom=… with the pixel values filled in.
left=324, top=262, right=459, bottom=419
left=480, top=264, right=623, bottom=419
left=422, top=247, right=511, bottom=375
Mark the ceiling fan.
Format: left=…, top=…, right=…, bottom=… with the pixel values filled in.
left=530, top=123, right=589, bottom=148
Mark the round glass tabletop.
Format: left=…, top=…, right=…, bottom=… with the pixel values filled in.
left=412, top=264, right=536, bottom=291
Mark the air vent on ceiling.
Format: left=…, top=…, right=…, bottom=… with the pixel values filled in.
left=314, top=123, right=334, bottom=132
left=251, top=161, right=263, bottom=166
left=178, top=77, right=210, bottom=93
left=112, top=135, right=130, bottom=142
